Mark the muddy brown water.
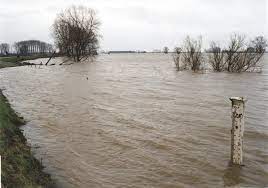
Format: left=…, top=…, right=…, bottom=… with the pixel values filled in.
left=0, top=54, right=267, bottom=188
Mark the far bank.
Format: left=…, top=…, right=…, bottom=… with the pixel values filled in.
left=0, top=54, right=53, bottom=69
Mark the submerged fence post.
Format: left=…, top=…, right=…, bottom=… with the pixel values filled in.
left=229, top=97, right=246, bottom=165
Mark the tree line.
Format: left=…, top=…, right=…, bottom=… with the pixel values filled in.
left=0, top=43, right=10, bottom=55
left=0, top=40, right=54, bottom=56
left=173, top=34, right=267, bottom=72
left=1, top=5, right=100, bottom=64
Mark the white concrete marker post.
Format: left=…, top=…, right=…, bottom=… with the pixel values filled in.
left=230, top=97, right=246, bottom=165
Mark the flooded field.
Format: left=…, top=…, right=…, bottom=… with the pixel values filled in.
left=0, top=53, right=267, bottom=187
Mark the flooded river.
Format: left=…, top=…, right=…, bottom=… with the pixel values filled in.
left=0, top=54, right=267, bottom=187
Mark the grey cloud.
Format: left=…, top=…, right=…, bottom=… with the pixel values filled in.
left=0, top=0, right=267, bottom=51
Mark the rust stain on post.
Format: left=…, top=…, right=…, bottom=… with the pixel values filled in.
left=230, top=97, right=246, bottom=165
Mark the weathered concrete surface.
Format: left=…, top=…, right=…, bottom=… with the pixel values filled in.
left=230, top=97, right=246, bottom=165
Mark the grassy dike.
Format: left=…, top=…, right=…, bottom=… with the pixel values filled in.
left=0, top=90, right=54, bottom=188
left=0, top=58, right=22, bottom=69
left=0, top=54, right=52, bottom=69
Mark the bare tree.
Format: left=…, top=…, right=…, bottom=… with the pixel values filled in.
left=232, top=39, right=266, bottom=72
left=13, top=40, right=53, bottom=55
left=225, top=34, right=246, bottom=72
left=0, top=43, right=10, bottom=55
left=208, top=42, right=225, bottom=72
left=251, top=36, right=267, bottom=53
left=13, top=42, right=21, bottom=55
left=173, top=47, right=181, bottom=70
left=224, top=34, right=267, bottom=72
left=182, top=36, right=203, bottom=71
left=173, top=47, right=186, bottom=71
left=163, top=46, right=169, bottom=54
left=52, top=5, right=100, bottom=62
left=173, top=36, right=203, bottom=71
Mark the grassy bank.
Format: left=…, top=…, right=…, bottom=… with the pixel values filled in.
left=0, top=90, right=54, bottom=188
left=0, top=58, right=22, bottom=69
left=0, top=54, right=51, bottom=69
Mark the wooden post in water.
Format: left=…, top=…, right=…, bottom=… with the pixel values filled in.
left=230, top=97, right=246, bottom=165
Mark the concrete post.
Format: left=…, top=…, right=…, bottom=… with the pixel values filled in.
left=230, top=97, right=246, bottom=165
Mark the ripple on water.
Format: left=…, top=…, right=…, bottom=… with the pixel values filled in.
left=0, top=53, right=267, bottom=188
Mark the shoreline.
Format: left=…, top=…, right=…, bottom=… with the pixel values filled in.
left=0, top=54, right=54, bottom=69
left=0, top=89, right=54, bottom=187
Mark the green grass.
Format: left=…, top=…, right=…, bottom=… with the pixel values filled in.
left=0, top=90, right=54, bottom=188
left=0, top=55, right=51, bottom=69
left=0, top=59, right=22, bottom=69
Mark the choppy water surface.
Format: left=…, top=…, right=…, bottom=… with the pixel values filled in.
left=0, top=54, right=267, bottom=188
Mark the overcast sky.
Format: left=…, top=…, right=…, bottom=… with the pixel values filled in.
left=0, top=0, right=267, bottom=51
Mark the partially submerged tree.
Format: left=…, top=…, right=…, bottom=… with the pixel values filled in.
left=206, top=34, right=267, bottom=72
left=52, top=5, right=100, bottom=62
left=208, top=42, right=225, bottom=72
left=224, top=34, right=267, bottom=72
left=225, top=34, right=246, bottom=72
left=182, top=36, right=203, bottom=71
left=173, top=36, right=203, bottom=71
left=173, top=47, right=184, bottom=71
